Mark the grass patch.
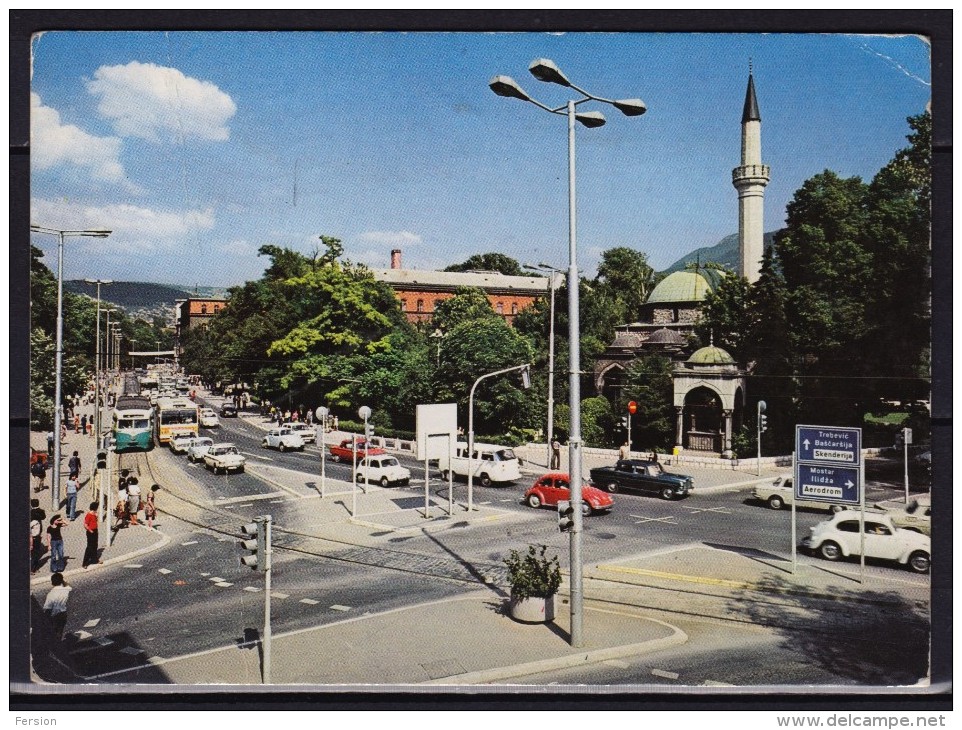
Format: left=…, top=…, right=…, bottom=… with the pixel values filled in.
left=864, top=411, right=910, bottom=426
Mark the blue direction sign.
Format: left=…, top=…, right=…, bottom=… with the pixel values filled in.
left=795, top=464, right=861, bottom=505
left=796, top=425, right=862, bottom=466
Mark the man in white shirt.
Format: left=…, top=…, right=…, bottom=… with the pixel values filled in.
left=43, top=573, right=72, bottom=639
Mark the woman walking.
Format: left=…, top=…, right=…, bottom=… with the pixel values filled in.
left=46, top=514, right=67, bottom=573
left=144, top=488, right=158, bottom=530
left=82, top=502, right=101, bottom=569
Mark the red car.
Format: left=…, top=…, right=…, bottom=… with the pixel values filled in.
left=328, top=438, right=385, bottom=463
left=524, top=472, right=614, bottom=515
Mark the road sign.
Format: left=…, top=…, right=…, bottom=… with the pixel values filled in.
left=627, top=401, right=637, bottom=414
left=796, top=425, right=862, bottom=466
left=795, top=464, right=861, bottom=505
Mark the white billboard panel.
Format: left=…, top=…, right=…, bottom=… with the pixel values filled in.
left=416, top=403, right=458, bottom=460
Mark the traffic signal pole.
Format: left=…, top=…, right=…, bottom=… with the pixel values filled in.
left=241, top=515, right=273, bottom=683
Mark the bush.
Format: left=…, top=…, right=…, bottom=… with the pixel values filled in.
left=503, top=544, right=562, bottom=600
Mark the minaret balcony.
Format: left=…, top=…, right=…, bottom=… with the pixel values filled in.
left=732, top=164, right=770, bottom=185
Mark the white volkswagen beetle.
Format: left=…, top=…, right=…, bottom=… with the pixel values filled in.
left=801, top=512, right=930, bottom=574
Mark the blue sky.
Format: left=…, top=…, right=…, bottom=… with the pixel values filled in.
left=29, top=31, right=931, bottom=287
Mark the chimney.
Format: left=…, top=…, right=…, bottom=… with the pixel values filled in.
left=391, top=249, right=402, bottom=269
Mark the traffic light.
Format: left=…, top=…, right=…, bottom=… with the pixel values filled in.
left=520, top=365, right=531, bottom=390
left=759, top=414, right=768, bottom=433
left=364, top=422, right=375, bottom=439
left=240, top=519, right=267, bottom=571
left=558, top=500, right=575, bottom=533
left=96, top=451, right=108, bottom=470
left=619, top=417, right=629, bottom=431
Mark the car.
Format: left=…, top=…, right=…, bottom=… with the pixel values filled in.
left=801, top=512, right=930, bottom=574
left=220, top=404, right=238, bottom=418
left=199, top=408, right=220, bottom=428
left=753, top=475, right=849, bottom=512
left=435, top=441, right=522, bottom=487
left=588, top=459, right=693, bottom=500
left=329, top=438, right=384, bottom=463
left=170, top=433, right=197, bottom=454
left=186, top=437, right=215, bottom=463
left=262, top=428, right=305, bottom=452
left=354, top=455, right=411, bottom=487
left=289, top=422, right=316, bottom=443
left=524, top=472, right=614, bottom=515
left=873, top=496, right=931, bottom=536
left=203, top=443, right=246, bottom=474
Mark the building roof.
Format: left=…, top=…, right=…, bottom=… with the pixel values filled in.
left=646, top=328, right=687, bottom=345
left=742, top=73, right=761, bottom=123
left=647, top=271, right=713, bottom=304
left=686, top=345, right=736, bottom=365
left=370, top=268, right=550, bottom=295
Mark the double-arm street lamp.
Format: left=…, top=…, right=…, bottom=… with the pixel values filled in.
left=84, top=279, right=112, bottom=443
left=30, top=225, right=111, bottom=510
left=523, top=263, right=565, bottom=469
left=491, top=59, right=646, bottom=648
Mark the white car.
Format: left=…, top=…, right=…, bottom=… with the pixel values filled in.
left=354, top=455, right=411, bottom=487
left=203, top=443, right=246, bottom=474
left=199, top=408, right=220, bottom=428
left=186, top=437, right=215, bottom=463
left=262, top=428, right=304, bottom=452
left=288, top=422, right=316, bottom=443
left=170, top=433, right=196, bottom=454
left=874, top=495, right=931, bottom=536
left=753, top=475, right=849, bottom=512
left=801, top=512, right=930, bottom=574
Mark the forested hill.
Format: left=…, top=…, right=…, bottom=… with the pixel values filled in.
left=661, top=230, right=780, bottom=275
left=64, top=280, right=226, bottom=309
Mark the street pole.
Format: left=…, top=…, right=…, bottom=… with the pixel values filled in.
left=903, top=426, right=911, bottom=504
left=316, top=406, right=329, bottom=499
left=86, top=279, right=112, bottom=443
left=263, top=515, right=273, bottom=684
left=546, top=275, right=557, bottom=468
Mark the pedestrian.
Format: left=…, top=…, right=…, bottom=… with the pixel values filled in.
left=551, top=439, right=561, bottom=470
left=46, top=431, right=55, bottom=456
left=127, top=478, right=142, bottom=525
left=116, top=482, right=129, bottom=528
left=43, top=573, right=72, bottom=640
left=31, top=460, right=46, bottom=492
left=80, top=414, right=87, bottom=435
left=30, top=500, right=47, bottom=574
left=332, top=415, right=339, bottom=432
left=619, top=441, right=630, bottom=461
left=74, top=414, right=80, bottom=433
left=82, top=502, right=101, bottom=569
left=46, top=514, right=67, bottom=573
left=68, top=451, right=81, bottom=480
left=65, top=474, right=79, bottom=520
left=144, top=486, right=158, bottom=529
left=60, top=422, right=67, bottom=442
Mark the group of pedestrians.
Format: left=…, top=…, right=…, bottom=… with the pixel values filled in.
left=30, top=498, right=101, bottom=576
left=115, top=470, right=158, bottom=530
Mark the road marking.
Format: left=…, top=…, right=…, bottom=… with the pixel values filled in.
left=147, top=656, right=164, bottom=664
left=123, top=564, right=143, bottom=569
left=95, top=637, right=114, bottom=647
left=209, top=577, right=225, bottom=582
left=270, top=499, right=287, bottom=504
left=300, top=599, right=320, bottom=605
left=598, top=564, right=754, bottom=590
left=182, top=541, right=199, bottom=546
left=73, top=630, right=92, bottom=640
left=603, top=659, right=630, bottom=669
left=702, top=680, right=735, bottom=687
left=158, top=568, right=172, bottom=575
left=629, top=514, right=678, bottom=525
left=200, top=572, right=211, bottom=576
left=243, top=586, right=261, bottom=592
left=120, top=647, right=144, bottom=656
left=271, top=592, right=289, bottom=599
left=330, top=604, right=351, bottom=612
left=215, top=582, right=233, bottom=588
left=477, top=501, right=491, bottom=505
left=236, top=503, right=254, bottom=508
left=686, top=506, right=731, bottom=515
left=499, top=499, right=514, bottom=503
left=243, top=452, right=274, bottom=461
left=83, top=619, right=100, bottom=628
left=651, top=668, right=679, bottom=680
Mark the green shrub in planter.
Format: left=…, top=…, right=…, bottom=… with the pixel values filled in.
left=503, top=544, right=562, bottom=600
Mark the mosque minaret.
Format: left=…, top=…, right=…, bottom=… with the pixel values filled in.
left=731, top=66, right=770, bottom=284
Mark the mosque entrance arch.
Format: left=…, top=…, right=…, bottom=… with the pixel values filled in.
left=683, top=386, right=724, bottom=452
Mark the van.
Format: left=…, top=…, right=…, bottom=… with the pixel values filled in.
left=436, top=442, right=522, bottom=487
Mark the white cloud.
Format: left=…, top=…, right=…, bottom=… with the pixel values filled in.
left=357, top=230, right=423, bottom=247
left=218, top=239, right=257, bottom=256
left=86, top=61, right=236, bottom=142
left=31, top=92, right=129, bottom=185
left=30, top=196, right=214, bottom=254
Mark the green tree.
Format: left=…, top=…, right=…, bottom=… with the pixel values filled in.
left=444, top=253, right=524, bottom=276
left=581, top=396, right=616, bottom=448
left=693, top=272, right=757, bottom=363
left=430, top=287, right=499, bottom=333
left=594, top=247, right=655, bottom=324
left=621, top=353, right=674, bottom=451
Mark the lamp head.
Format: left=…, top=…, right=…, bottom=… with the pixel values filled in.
left=489, top=75, right=531, bottom=102
left=84, top=230, right=112, bottom=238
left=529, top=58, right=570, bottom=87
left=575, top=111, right=606, bottom=128
left=613, top=98, right=647, bottom=116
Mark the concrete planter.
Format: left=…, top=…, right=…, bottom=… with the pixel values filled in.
left=508, top=593, right=556, bottom=623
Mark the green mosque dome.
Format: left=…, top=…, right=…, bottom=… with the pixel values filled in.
left=647, top=271, right=713, bottom=303
left=686, top=345, right=736, bottom=365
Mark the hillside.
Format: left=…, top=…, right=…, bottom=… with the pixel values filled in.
left=661, top=230, right=780, bottom=275
left=65, top=280, right=192, bottom=309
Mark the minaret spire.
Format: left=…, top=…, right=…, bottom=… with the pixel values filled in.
left=732, top=64, right=769, bottom=284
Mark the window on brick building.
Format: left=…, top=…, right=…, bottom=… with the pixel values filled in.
left=417, top=299, right=424, bottom=313
left=511, top=303, right=518, bottom=315
left=496, top=302, right=503, bottom=315
left=401, top=299, right=407, bottom=311
left=201, top=304, right=208, bottom=314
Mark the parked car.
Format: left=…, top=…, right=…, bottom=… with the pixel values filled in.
left=204, top=443, right=246, bottom=474
left=354, top=455, right=411, bottom=487
left=801, top=512, right=930, bottom=574
left=588, top=459, right=693, bottom=500
left=753, top=475, right=849, bottom=512
left=262, top=428, right=304, bottom=452
left=220, top=404, right=238, bottom=418
left=186, top=437, right=215, bottom=463
left=435, top=442, right=522, bottom=487
left=329, top=438, right=384, bottom=463
left=199, top=408, right=220, bottom=428
left=873, top=496, right=931, bottom=536
left=289, top=422, right=316, bottom=443
left=524, top=472, right=614, bottom=515
left=170, top=433, right=197, bottom=455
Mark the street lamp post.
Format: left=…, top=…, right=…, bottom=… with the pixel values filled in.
left=84, top=279, right=112, bottom=442
left=491, top=59, right=645, bottom=648
left=524, top=264, right=564, bottom=468
left=30, top=225, right=111, bottom=510
left=430, top=328, right=444, bottom=367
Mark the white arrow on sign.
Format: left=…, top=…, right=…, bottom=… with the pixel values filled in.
left=803, top=439, right=811, bottom=449
left=845, top=480, right=854, bottom=488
